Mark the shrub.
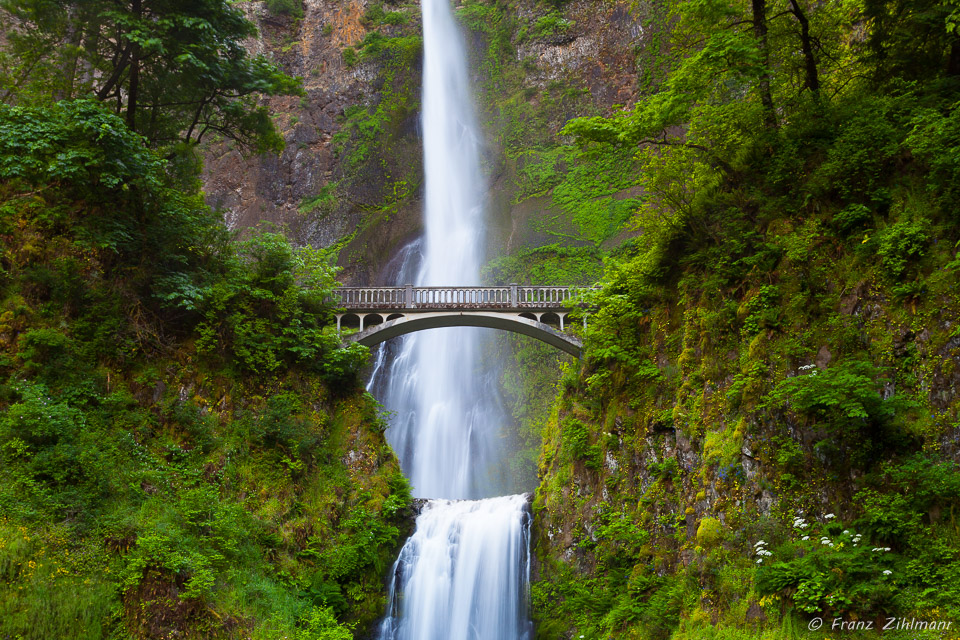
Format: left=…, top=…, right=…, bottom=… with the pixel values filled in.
left=764, top=360, right=916, bottom=465
left=832, top=203, right=872, bottom=236
left=876, top=219, right=929, bottom=279
left=755, top=516, right=896, bottom=617
left=163, top=231, right=365, bottom=386
left=561, top=417, right=602, bottom=468
left=532, top=13, right=575, bottom=39
left=266, top=0, right=303, bottom=17
left=696, top=518, right=724, bottom=547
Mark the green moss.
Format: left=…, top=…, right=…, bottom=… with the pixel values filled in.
left=696, top=517, right=724, bottom=548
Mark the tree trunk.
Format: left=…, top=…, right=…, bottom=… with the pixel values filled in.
left=56, top=5, right=83, bottom=100
left=126, top=0, right=142, bottom=131
left=789, top=0, right=820, bottom=97
left=126, top=48, right=139, bottom=129
left=752, top=0, right=777, bottom=128
left=949, top=37, right=960, bottom=77
left=95, top=43, right=132, bottom=100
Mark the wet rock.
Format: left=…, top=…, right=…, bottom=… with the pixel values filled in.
left=746, top=601, right=767, bottom=623
left=816, top=345, right=832, bottom=369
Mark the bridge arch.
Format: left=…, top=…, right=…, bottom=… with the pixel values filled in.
left=342, top=311, right=583, bottom=358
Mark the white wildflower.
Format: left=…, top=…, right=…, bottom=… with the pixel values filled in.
left=825, top=513, right=836, bottom=519
left=883, top=570, right=892, bottom=575
left=802, top=536, right=810, bottom=541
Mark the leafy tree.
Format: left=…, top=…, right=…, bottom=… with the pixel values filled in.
left=0, top=0, right=301, bottom=153
left=0, top=99, right=219, bottom=287
left=863, top=0, right=960, bottom=81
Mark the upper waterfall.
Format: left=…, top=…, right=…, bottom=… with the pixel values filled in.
left=371, top=0, right=510, bottom=500
left=420, top=0, right=485, bottom=288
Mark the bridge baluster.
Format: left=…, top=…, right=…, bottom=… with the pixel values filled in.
left=335, top=285, right=584, bottom=313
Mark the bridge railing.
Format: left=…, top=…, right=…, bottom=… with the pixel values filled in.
left=333, top=285, right=589, bottom=310
left=336, top=287, right=406, bottom=307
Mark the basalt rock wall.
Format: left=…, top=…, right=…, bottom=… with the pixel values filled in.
left=201, top=0, right=658, bottom=284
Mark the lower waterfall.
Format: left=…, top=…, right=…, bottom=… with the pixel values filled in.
left=377, top=495, right=533, bottom=640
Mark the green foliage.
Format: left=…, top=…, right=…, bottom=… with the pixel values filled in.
left=906, top=102, right=960, bottom=213
left=0, top=381, right=86, bottom=491
left=0, top=100, right=152, bottom=184
left=765, top=361, right=916, bottom=465
left=741, top=285, right=781, bottom=335
left=291, top=606, right=352, bottom=640
left=875, top=219, right=930, bottom=279
left=0, top=0, right=301, bottom=153
left=363, top=3, right=407, bottom=26
left=0, top=100, right=222, bottom=311
left=810, top=95, right=906, bottom=203
left=766, top=362, right=882, bottom=421
left=832, top=203, right=873, bottom=236
left=530, top=0, right=960, bottom=636
left=162, top=231, right=368, bottom=385
left=649, top=457, right=680, bottom=480
left=757, top=531, right=896, bottom=615
left=560, top=417, right=602, bottom=469
left=696, top=518, right=724, bottom=548
left=332, top=34, right=420, bottom=174
left=483, top=244, right=603, bottom=286
left=531, top=13, right=575, bottom=39
left=0, top=95, right=406, bottom=639
left=266, top=0, right=303, bottom=17
left=299, top=183, right=339, bottom=218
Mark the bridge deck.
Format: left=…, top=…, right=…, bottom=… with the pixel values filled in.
left=334, top=285, right=583, bottom=312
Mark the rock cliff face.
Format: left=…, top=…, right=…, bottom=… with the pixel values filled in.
left=201, top=0, right=654, bottom=284
left=202, top=0, right=412, bottom=284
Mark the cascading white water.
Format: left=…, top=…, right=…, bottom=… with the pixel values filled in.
left=369, top=0, right=533, bottom=638
left=372, top=0, right=508, bottom=501
left=378, top=495, right=533, bottom=640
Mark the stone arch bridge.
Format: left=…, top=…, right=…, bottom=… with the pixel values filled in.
left=334, top=285, right=589, bottom=358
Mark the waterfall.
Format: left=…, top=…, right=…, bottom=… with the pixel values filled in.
left=370, top=0, right=509, bottom=501
left=378, top=496, right=533, bottom=640
left=369, top=0, right=533, bottom=638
